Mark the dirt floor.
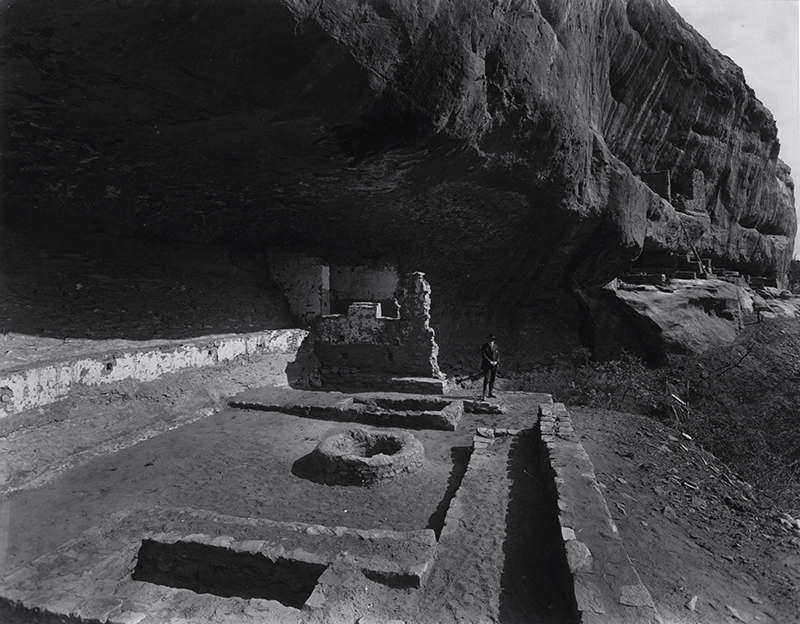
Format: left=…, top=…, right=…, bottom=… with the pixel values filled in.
left=571, top=407, right=800, bottom=624
left=2, top=408, right=475, bottom=573
left=1, top=388, right=573, bottom=624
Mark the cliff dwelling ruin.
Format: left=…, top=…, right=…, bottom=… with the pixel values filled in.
left=0, top=0, right=797, bottom=622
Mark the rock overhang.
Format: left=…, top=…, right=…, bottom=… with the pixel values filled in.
left=1, top=0, right=795, bottom=365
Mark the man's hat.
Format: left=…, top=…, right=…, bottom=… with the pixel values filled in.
left=487, top=333, right=496, bottom=340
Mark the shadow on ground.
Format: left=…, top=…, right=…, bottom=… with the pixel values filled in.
left=499, top=436, right=577, bottom=624
left=426, top=445, right=471, bottom=538
left=0, top=225, right=295, bottom=341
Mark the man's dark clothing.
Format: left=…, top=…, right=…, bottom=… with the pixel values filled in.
left=481, top=341, right=500, bottom=398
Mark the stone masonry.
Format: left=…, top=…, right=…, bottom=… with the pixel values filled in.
left=314, top=272, right=443, bottom=383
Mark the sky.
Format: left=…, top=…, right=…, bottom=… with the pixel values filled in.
left=668, top=0, right=800, bottom=253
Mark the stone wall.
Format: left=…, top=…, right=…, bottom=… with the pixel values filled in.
left=314, top=272, right=442, bottom=381
left=674, top=169, right=706, bottom=214
left=0, top=329, right=312, bottom=421
left=538, top=402, right=662, bottom=623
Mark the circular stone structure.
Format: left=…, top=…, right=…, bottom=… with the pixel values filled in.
left=308, top=428, right=425, bottom=485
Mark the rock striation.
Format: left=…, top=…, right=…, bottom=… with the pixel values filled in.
left=1, top=0, right=795, bottom=366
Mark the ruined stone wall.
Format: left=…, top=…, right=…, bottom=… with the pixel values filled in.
left=314, top=273, right=441, bottom=380
left=673, top=170, right=706, bottom=214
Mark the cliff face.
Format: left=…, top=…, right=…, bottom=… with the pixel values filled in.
left=1, top=0, right=795, bottom=368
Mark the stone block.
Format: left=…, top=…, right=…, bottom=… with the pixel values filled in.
left=181, top=533, right=210, bottom=544
left=108, top=611, right=148, bottom=624
left=348, top=302, right=382, bottom=318
left=619, top=584, right=655, bottom=608
left=234, top=540, right=266, bottom=553
left=76, top=596, right=124, bottom=622
left=462, top=399, right=504, bottom=414
left=574, top=580, right=607, bottom=614
left=565, top=541, right=593, bottom=573
left=41, top=593, right=84, bottom=616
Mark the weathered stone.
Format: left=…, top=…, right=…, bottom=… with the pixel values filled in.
left=619, top=584, right=655, bottom=608
left=308, top=428, right=424, bottom=485
left=76, top=597, right=124, bottom=622
left=726, top=605, right=746, bottom=621
left=574, top=580, right=607, bottom=614
left=582, top=278, right=745, bottom=364
left=108, top=612, right=148, bottom=624
left=315, top=272, right=442, bottom=383
left=463, top=400, right=505, bottom=415
left=565, top=540, right=594, bottom=573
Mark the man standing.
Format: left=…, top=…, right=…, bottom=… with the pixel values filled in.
left=481, top=334, right=500, bottom=400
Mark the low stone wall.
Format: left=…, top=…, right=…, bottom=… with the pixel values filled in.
left=538, top=402, right=662, bottom=624
left=0, top=329, right=310, bottom=421
left=229, top=387, right=462, bottom=430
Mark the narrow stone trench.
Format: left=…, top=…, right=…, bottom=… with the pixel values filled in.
left=413, top=431, right=577, bottom=624
left=499, top=435, right=577, bottom=624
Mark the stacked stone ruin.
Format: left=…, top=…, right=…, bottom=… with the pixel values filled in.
left=626, top=169, right=780, bottom=289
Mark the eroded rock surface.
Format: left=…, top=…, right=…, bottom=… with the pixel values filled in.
left=586, top=279, right=744, bottom=365
left=1, top=0, right=795, bottom=366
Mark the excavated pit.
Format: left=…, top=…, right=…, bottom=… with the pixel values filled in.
left=132, top=539, right=326, bottom=609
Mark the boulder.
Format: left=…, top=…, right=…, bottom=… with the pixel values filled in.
left=582, top=279, right=744, bottom=364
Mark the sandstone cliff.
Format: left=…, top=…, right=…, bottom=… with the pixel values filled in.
left=1, top=0, right=795, bottom=368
